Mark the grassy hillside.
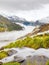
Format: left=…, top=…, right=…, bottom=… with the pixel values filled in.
left=3, top=33, right=49, bottom=49
left=0, top=15, right=23, bottom=32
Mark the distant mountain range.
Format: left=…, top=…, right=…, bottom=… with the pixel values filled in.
left=7, top=15, right=49, bottom=26
left=7, top=16, right=27, bottom=23
left=0, top=14, right=49, bottom=32
left=0, top=15, right=23, bottom=32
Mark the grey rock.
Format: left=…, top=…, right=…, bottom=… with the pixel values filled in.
left=7, top=49, right=17, bottom=56
left=21, top=55, right=49, bottom=65
left=14, top=56, right=25, bottom=63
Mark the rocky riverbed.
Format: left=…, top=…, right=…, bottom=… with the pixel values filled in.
left=0, top=47, right=49, bottom=64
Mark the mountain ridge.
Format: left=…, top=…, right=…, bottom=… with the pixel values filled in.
left=0, top=15, right=23, bottom=32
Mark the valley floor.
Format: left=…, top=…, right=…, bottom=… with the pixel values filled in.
left=0, top=23, right=35, bottom=48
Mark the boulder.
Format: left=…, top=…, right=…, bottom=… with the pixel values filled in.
left=14, top=56, right=25, bottom=63
left=21, top=55, right=49, bottom=65
left=0, top=62, right=3, bottom=65
left=0, top=47, right=4, bottom=50
left=7, top=49, right=17, bottom=56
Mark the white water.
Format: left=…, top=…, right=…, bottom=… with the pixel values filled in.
left=0, top=47, right=49, bottom=63
left=0, top=23, right=35, bottom=48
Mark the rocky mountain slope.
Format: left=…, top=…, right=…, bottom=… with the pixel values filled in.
left=27, top=24, right=49, bottom=36
left=0, top=15, right=23, bottom=32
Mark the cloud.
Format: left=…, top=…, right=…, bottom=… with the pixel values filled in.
left=0, top=0, right=49, bottom=10
left=0, top=0, right=49, bottom=21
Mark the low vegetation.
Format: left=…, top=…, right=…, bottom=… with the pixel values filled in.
left=0, top=51, right=8, bottom=59
left=3, top=62, right=20, bottom=65
left=4, top=33, right=49, bottom=49
left=1, top=61, right=49, bottom=65
left=46, top=61, right=49, bottom=65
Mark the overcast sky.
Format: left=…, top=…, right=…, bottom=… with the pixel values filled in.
left=0, top=0, right=49, bottom=21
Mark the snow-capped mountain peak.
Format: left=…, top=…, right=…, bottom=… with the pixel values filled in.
left=7, top=15, right=26, bottom=22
